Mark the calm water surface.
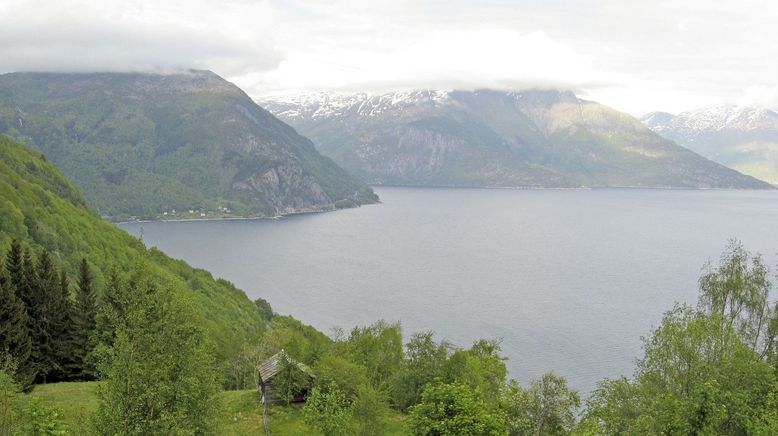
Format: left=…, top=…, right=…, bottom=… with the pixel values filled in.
left=120, top=187, right=778, bottom=394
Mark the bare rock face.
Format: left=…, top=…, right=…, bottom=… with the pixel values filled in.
left=262, top=90, right=770, bottom=189
left=0, top=70, right=377, bottom=219
left=236, top=165, right=334, bottom=215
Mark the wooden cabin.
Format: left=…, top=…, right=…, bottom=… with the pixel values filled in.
left=257, top=350, right=315, bottom=404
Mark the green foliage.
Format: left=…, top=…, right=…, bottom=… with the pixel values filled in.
left=0, top=72, right=377, bottom=220
left=443, top=339, right=508, bottom=402
left=0, top=366, right=20, bottom=436
left=406, top=382, right=505, bottom=436
left=20, top=397, right=66, bottom=436
left=391, top=332, right=449, bottom=411
left=504, top=374, right=580, bottom=436
left=0, top=135, right=268, bottom=384
left=254, top=297, right=273, bottom=321
left=342, top=321, right=404, bottom=390
left=304, top=382, right=352, bottom=436
left=26, top=249, right=59, bottom=382
left=351, top=385, right=392, bottom=436
left=584, top=241, right=778, bottom=435
left=93, top=262, right=220, bottom=435
left=698, top=239, right=774, bottom=355
left=70, top=259, right=97, bottom=379
left=225, top=342, right=262, bottom=391
left=273, top=353, right=312, bottom=405
left=261, top=316, right=332, bottom=366
left=0, top=265, right=32, bottom=389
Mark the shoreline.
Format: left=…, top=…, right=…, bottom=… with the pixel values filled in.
left=113, top=184, right=775, bottom=225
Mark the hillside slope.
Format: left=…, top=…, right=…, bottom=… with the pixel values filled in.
left=0, top=71, right=377, bottom=220
left=0, top=134, right=265, bottom=365
left=261, top=90, right=770, bottom=189
left=643, top=106, right=778, bottom=185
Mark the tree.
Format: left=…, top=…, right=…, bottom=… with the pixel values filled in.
left=71, top=259, right=97, bottom=379
left=351, top=385, right=391, bottom=436
left=273, top=352, right=311, bottom=405
left=0, top=268, right=32, bottom=389
left=3, top=240, right=27, bottom=301
left=504, top=373, right=580, bottom=436
left=93, top=262, right=219, bottom=435
left=253, top=297, right=273, bottom=321
left=443, top=339, right=507, bottom=402
left=407, top=382, right=505, bottom=436
left=636, top=306, right=775, bottom=434
left=344, top=321, right=404, bottom=390
left=698, top=239, right=775, bottom=356
left=303, top=382, right=352, bottom=436
left=391, top=331, right=449, bottom=411
left=48, top=268, right=75, bottom=382
left=587, top=306, right=776, bottom=435
left=579, top=377, right=646, bottom=435
left=26, top=249, right=59, bottom=382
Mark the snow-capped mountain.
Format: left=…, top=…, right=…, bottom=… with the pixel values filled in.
left=642, top=106, right=778, bottom=184
left=263, top=90, right=454, bottom=121
left=257, top=90, right=770, bottom=189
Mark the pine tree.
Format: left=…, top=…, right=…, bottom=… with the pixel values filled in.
left=0, top=268, right=33, bottom=389
left=71, top=259, right=97, bottom=379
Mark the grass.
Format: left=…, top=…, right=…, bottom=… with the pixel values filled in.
left=25, top=381, right=407, bottom=435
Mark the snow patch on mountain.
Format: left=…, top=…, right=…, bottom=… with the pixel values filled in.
left=260, top=90, right=453, bottom=120
left=643, top=105, right=778, bottom=138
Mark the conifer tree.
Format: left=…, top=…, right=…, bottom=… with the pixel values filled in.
left=49, top=269, right=76, bottom=381
left=29, top=249, right=58, bottom=382
left=2, top=241, right=37, bottom=387
left=0, top=268, right=33, bottom=388
left=71, top=259, right=97, bottom=379
left=4, top=240, right=29, bottom=306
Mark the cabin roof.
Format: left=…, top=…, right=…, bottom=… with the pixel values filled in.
left=257, top=349, right=314, bottom=383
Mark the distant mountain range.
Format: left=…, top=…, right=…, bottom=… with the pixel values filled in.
left=642, top=106, right=778, bottom=185
left=0, top=71, right=377, bottom=220
left=261, top=90, right=769, bottom=189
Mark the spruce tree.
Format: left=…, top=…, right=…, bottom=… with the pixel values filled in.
left=3, top=241, right=37, bottom=386
left=71, top=259, right=97, bottom=379
left=49, top=269, right=75, bottom=382
left=29, top=249, right=58, bottom=382
left=0, top=268, right=33, bottom=389
left=5, top=240, right=29, bottom=306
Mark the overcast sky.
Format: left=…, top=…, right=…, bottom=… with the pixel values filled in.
left=1, top=0, right=776, bottom=115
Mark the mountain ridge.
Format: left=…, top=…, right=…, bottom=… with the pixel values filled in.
left=0, top=70, right=378, bottom=220
left=261, top=89, right=771, bottom=189
left=642, top=105, right=778, bottom=185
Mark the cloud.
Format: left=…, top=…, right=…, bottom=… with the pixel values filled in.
left=0, top=0, right=283, bottom=75
left=241, top=29, right=606, bottom=96
left=0, top=0, right=776, bottom=115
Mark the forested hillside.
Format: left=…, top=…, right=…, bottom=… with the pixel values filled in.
left=0, top=71, right=377, bottom=220
left=0, top=134, right=267, bottom=375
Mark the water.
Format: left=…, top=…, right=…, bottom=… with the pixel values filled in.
left=119, top=187, right=778, bottom=395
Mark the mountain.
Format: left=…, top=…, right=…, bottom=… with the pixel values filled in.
left=642, top=106, right=778, bottom=185
left=0, top=134, right=266, bottom=367
left=0, top=71, right=377, bottom=220
left=260, top=90, right=770, bottom=189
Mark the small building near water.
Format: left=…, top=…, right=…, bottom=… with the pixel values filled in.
left=257, top=349, right=315, bottom=404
